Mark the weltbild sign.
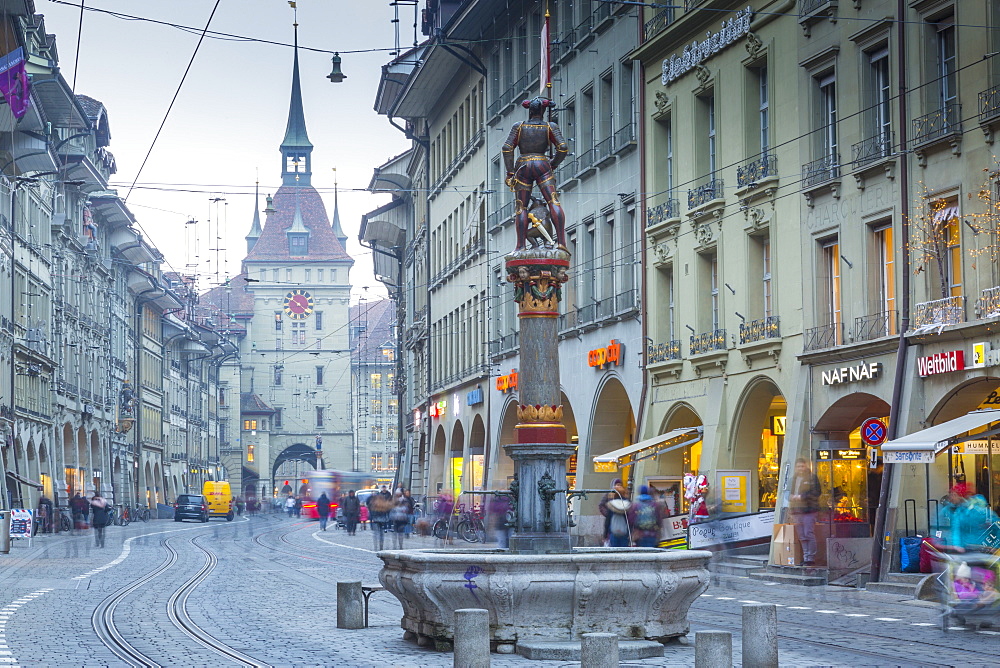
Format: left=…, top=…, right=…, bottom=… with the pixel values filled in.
left=917, top=350, right=965, bottom=377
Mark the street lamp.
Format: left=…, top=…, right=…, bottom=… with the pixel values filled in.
left=326, top=53, right=346, bottom=83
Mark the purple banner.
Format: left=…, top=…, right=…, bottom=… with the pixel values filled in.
left=0, top=48, right=30, bottom=119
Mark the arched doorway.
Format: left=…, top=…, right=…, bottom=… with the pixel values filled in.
left=62, top=424, right=78, bottom=496
left=90, top=431, right=101, bottom=496
left=580, top=377, right=635, bottom=491
left=492, top=399, right=519, bottom=489
left=153, top=462, right=162, bottom=504
left=640, top=404, right=704, bottom=515
left=730, top=378, right=787, bottom=513
left=272, top=443, right=319, bottom=485
left=468, top=415, right=487, bottom=492
left=143, top=462, right=153, bottom=507
left=429, top=425, right=446, bottom=496
left=448, top=421, right=465, bottom=499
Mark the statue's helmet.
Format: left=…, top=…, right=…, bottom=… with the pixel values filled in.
left=522, top=96, right=556, bottom=115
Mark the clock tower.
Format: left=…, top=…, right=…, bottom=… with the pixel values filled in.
left=205, top=24, right=354, bottom=501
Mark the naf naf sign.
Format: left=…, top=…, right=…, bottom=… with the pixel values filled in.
left=822, top=362, right=882, bottom=386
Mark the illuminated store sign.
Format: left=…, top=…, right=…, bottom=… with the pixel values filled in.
left=821, top=362, right=882, bottom=386
left=467, top=387, right=484, bottom=406
left=588, top=339, right=624, bottom=369
left=660, top=7, right=753, bottom=86
left=816, top=449, right=865, bottom=461
left=428, top=400, right=447, bottom=419
left=917, top=350, right=964, bottom=377
left=496, top=370, right=518, bottom=393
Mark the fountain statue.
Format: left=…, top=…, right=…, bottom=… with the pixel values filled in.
left=378, top=97, right=710, bottom=660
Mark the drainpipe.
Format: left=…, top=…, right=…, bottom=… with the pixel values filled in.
left=634, top=34, right=650, bottom=449
left=870, top=0, right=911, bottom=583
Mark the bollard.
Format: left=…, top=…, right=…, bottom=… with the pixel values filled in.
left=336, top=581, right=364, bottom=629
left=453, top=608, right=490, bottom=668
left=694, top=630, right=732, bottom=668
left=581, top=632, right=618, bottom=668
left=0, top=511, right=9, bottom=554
left=742, top=603, right=778, bottom=668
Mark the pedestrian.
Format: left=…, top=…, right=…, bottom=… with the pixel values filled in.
left=316, top=492, right=331, bottom=531
left=284, top=495, right=295, bottom=518
left=293, top=495, right=303, bottom=518
left=235, top=496, right=245, bottom=516
left=789, top=458, right=822, bottom=567
left=487, top=493, right=511, bottom=548
left=37, top=495, right=53, bottom=533
left=342, top=490, right=361, bottom=536
left=628, top=486, right=662, bottom=548
left=90, top=493, right=110, bottom=548
left=402, top=489, right=416, bottom=538
left=390, top=490, right=413, bottom=549
left=367, top=489, right=393, bottom=550
left=598, top=479, right=631, bottom=547
left=70, top=493, right=87, bottom=532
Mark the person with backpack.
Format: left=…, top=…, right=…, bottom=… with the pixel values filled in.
left=316, top=492, right=331, bottom=531
left=628, top=486, right=663, bottom=548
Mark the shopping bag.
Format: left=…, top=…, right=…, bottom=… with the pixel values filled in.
left=900, top=535, right=922, bottom=573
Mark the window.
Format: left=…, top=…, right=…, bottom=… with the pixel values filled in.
left=285, top=268, right=293, bottom=282
left=581, top=86, right=594, bottom=153
left=821, top=239, right=842, bottom=342
left=371, top=424, right=383, bottom=441
left=758, top=66, right=769, bottom=155
left=666, top=267, right=675, bottom=341
left=314, top=312, right=322, bottom=330
left=317, top=269, right=324, bottom=282
left=273, top=365, right=283, bottom=386
left=748, top=65, right=769, bottom=155
left=936, top=17, right=957, bottom=111
left=622, top=206, right=636, bottom=294
left=945, top=213, right=962, bottom=298
left=272, top=268, right=278, bottom=282
left=619, top=60, right=635, bottom=135
left=709, top=253, right=720, bottom=331
left=242, top=419, right=257, bottom=431
left=761, top=236, right=773, bottom=319
left=867, top=47, right=891, bottom=153
left=315, top=365, right=323, bottom=385
left=387, top=373, right=394, bottom=389
left=273, top=408, right=282, bottom=429
left=305, top=269, right=311, bottom=282
left=665, top=118, right=673, bottom=195
left=388, top=398, right=398, bottom=415
left=818, top=72, right=837, bottom=160
left=316, top=407, right=324, bottom=428
left=274, top=313, right=282, bottom=331
left=602, top=213, right=615, bottom=303
left=370, top=373, right=382, bottom=389
left=371, top=398, right=383, bottom=415
left=706, top=95, right=717, bottom=177
left=382, top=347, right=395, bottom=361
left=874, top=224, right=896, bottom=333
left=289, top=235, right=308, bottom=254
left=292, top=322, right=306, bottom=345
left=600, top=69, right=614, bottom=145
left=387, top=425, right=397, bottom=441
left=247, top=444, right=255, bottom=463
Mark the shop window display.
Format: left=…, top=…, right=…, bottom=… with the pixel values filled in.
left=814, top=418, right=887, bottom=535
left=758, top=412, right=785, bottom=509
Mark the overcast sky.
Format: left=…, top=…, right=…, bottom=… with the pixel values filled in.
left=40, top=0, right=413, bottom=301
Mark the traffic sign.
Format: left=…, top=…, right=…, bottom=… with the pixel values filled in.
left=861, top=417, right=887, bottom=446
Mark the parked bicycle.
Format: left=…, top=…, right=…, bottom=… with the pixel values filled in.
left=113, top=504, right=129, bottom=526
left=132, top=504, right=150, bottom=523
left=432, top=504, right=486, bottom=543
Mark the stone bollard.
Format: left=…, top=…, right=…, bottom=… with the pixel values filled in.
left=453, top=608, right=490, bottom=668
left=694, top=630, right=732, bottom=668
left=581, top=632, right=618, bottom=667
left=336, top=581, right=364, bottom=629
left=742, top=603, right=778, bottom=668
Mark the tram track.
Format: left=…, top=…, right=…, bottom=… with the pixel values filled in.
left=251, top=520, right=376, bottom=569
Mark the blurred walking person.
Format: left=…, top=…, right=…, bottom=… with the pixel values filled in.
left=789, top=458, right=821, bottom=566
left=390, top=490, right=413, bottom=549
left=316, top=492, right=331, bottom=531
left=284, top=495, right=295, bottom=518
left=628, top=486, right=663, bottom=548
left=367, top=490, right=392, bottom=550
left=342, top=491, right=360, bottom=536
left=90, top=494, right=110, bottom=548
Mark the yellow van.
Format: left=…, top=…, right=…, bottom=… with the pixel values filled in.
left=202, top=481, right=234, bottom=521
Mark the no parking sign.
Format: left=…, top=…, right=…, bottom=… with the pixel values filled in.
left=861, top=417, right=887, bottom=446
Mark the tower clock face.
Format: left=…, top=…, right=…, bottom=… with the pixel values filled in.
left=283, top=289, right=314, bottom=319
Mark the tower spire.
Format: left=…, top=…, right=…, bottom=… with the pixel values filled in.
left=331, top=167, right=348, bottom=249
left=246, top=178, right=262, bottom=253
left=280, top=9, right=313, bottom=186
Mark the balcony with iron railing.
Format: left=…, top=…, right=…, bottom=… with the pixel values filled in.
left=646, top=198, right=680, bottom=228
left=594, top=136, right=614, bottom=165
left=737, top=154, right=778, bottom=189
left=739, top=316, right=780, bottom=345
left=912, top=103, right=962, bottom=146
left=648, top=339, right=681, bottom=363
left=803, top=321, right=843, bottom=352
left=615, top=289, right=638, bottom=315
left=980, top=86, right=1000, bottom=125
left=977, top=286, right=1000, bottom=319
left=852, top=131, right=895, bottom=169
left=854, top=310, right=896, bottom=342
left=576, top=147, right=596, bottom=175
left=911, top=295, right=965, bottom=332
left=613, top=123, right=636, bottom=152
left=644, top=7, right=675, bottom=40
left=690, top=329, right=727, bottom=356
left=488, top=200, right=516, bottom=232
left=687, top=179, right=724, bottom=210
left=802, top=154, right=840, bottom=188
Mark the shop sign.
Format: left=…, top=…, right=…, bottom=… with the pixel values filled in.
left=594, top=460, right=618, bottom=473
left=882, top=450, right=934, bottom=464
left=466, top=387, right=483, bottom=406
left=816, top=449, right=865, bottom=461
left=717, top=470, right=749, bottom=513
left=917, top=350, right=965, bottom=377
left=821, top=362, right=882, bottom=386
left=770, top=416, right=786, bottom=435
left=689, top=510, right=775, bottom=549
left=951, top=441, right=992, bottom=455
left=588, top=339, right=624, bottom=369
left=972, top=342, right=994, bottom=368
left=495, top=369, right=518, bottom=393
left=860, top=417, right=888, bottom=446
left=663, top=514, right=689, bottom=541
left=428, top=399, right=447, bottom=419
left=660, top=6, right=753, bottom=86
left=9, top=509, right=32, bottom=539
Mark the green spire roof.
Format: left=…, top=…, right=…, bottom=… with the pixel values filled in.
left=281, top=33, right=312, bottom=150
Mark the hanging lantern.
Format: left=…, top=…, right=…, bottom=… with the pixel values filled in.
left=327, top=53, right=346, bottom=83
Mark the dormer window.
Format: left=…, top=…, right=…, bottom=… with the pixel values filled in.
left=289, top=234, right=308, bottom=255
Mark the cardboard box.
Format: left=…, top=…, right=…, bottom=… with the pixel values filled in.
left=769, top=523, right=802, bottom=566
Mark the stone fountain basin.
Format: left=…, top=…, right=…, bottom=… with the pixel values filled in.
left=377, top=547, right=711, bottom=647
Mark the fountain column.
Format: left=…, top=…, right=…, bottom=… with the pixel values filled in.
left=503, top=248, right=575, bottom=553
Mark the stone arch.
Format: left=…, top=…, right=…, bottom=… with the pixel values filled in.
left=727, top=376, right=787, bottom=513
left=113, top=456, right=122, bottom=504
left=448, top=420, right=466, bottom=498
left=639, top=402, right=704, bottom=486
left=430, top=425, right=447, bottom=497
left=143, top=461, right=153, bottom=506
left=153, top=462, right=162, bottom=504
left=927, top=376, right=1000, bottom=425
left=271, top=443, right=319, bottom=480
left=580, top=375, right=635, bottom=491
left=62, top=423, right=77, bottom=496
left=468, top=414, right=487, bottom=492
left=492, top=397, right=520, bottom=490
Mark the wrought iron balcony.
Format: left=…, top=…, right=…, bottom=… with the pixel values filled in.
left=690, top=329, right=727, bottom=355
left=647, top=339, right=681, bottom=363
left=980, top=86, right=1000, bottom=124
left=912, top=103, right=962, bottom=145
left=596, top=297, right=614, bottom=320
left=614, top=123, right=636, bottom=152
left=594, top=136, right=613, bottom=163
left=577, top=302, right=597, bottom=324
left=912, top=295, right=965, bottom=332
left=687, top=179, right=724, bottom=209
left=615, top=289, right=637, bottom=314
left=977, top=286, right=1000, bottom=319
left=803, top=322, right=843, bottom=351
left=851, top=132, right=894, bottom=168
left=737, top=154, right=778, bottom=188
left=802, top=154, right=840, bottom=188
left=801, top=0, right=836, bottom=14
left=644, top=8, right=675, bottom=40
left=576, top=147, right=596, bottom=173
left=853, top=310, right=896, bottom=342
left=646, top=199, right=680, bottom=228
left=739, top=316, right=780, bottom=345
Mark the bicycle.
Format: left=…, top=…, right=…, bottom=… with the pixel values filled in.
left=132, top=504, right=150, bottom=523
left=114, top=504, right=130, bottom=526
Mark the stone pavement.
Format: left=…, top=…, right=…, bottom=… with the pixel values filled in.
left=0, top=514, right=994, bottom=666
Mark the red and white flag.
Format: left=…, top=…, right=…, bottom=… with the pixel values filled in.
left=539, top=10, right=550, bottom=95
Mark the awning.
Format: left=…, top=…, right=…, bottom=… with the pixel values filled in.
left=6, top=471, right=42, bottom=489
left=882, top=409, right=1000, bottom=454
left=593, top=426, right=703, bottom=467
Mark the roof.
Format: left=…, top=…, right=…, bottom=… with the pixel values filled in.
left=200, top=273, right=256, bottom=315
left=280, top=44, right=312, bottom=150
left=241, top=392, right=276, bottom=415
left=349, top=299, right=396, bottom=362
left=243, top=185, right=353, bottom=263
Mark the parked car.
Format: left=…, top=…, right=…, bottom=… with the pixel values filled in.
left=174, top=494, right=209, bottom=523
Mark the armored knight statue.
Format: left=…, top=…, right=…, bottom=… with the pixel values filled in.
left=502, top=96, right=569, bottom=251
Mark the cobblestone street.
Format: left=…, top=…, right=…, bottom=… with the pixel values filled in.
left=0, top=515, right=993, bottom=667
